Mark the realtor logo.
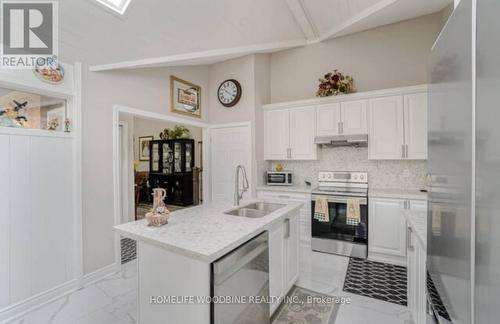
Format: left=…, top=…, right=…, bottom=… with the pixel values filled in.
left=1, top=1, right=58, bottom=69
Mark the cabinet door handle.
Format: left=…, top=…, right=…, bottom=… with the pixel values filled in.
left=407, top=226, right=414, bottom=251
left=286, top=148, right=291, bottom=159
left=406, top=144, right=409, bottom=158
left=284, top=218, right=290, bottom=239
left=403, top=200, right=407, bottom=209
left=338, top=122, right=341, bottom=134
left=402, top=144, right=405, bottom=158
left=407, top=200, right=411, bottom=210
left=341, top=122, right=344, bottom=134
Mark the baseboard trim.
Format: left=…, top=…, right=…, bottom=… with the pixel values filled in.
left=0, top=262, right=120, bottom=323
left=82, top=262, right=120, bottom=286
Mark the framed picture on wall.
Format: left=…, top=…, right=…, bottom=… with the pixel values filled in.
left=139, top=136, right=153, bottom=161
left=170, top=75, right=201, bottom=118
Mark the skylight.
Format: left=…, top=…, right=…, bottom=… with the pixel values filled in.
left=94, top=0, right=131, bottom=15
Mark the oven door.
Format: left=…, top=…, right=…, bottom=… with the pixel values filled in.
left=311, top=194, right=368, bottom=257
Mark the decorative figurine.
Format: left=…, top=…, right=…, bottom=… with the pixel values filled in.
left=47, top=117, right=59, bottom=130
left=0, top=100, right=29, bottom=128
left=146, top=188, right=170, bottom=226
left=64, top=118, right=71, bottom=132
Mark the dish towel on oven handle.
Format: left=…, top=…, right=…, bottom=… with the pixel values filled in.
left=314, top=196, right=329, bottom=222
left=346, top=198, right=361, bottom=225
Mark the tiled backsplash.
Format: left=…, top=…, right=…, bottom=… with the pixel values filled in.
left=264, top=147, right=427, bottom=189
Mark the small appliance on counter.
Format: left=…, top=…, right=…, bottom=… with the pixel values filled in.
left=266, top=170, right=293, bottom=186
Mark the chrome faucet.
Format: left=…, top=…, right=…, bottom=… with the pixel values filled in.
left=234, top=165, right=249, bottom=206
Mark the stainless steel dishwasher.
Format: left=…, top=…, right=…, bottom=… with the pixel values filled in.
left=211, top=232, right=270, bottom=324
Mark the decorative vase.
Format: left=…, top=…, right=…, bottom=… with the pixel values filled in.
left=146, top=188, right=170, bottom=226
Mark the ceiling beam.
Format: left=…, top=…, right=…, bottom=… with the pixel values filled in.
left=89, top=39, right=307, bottom=72
left=285, top=0, right=318, bottom=41
left=316, top=0, right=399, bottom=42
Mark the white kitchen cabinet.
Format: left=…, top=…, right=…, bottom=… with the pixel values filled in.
left=284, top=214, right=299, bottom=293
left=266, top=207, right=300, bottom=315
left=257, top=190, right=311, bottom=248
left=404, top=93, right=428, bottom=159
left=341, top=100, right=368, bottom=135
left=368, top=198, right=407, bottom=264
left=289, top=106, right=317, bottom=160
left=268, top=221, right=284, bottom=315
left=368, top=197, right=426, bottom=265
left=316, top=103, right=341, bottom=136
left=368, top=96, right=405, bottom=159
left=369, top=93, right=427, bottom=160
left=264, top=106, right=317, bottom=160
left=264, top=109, right=290, bottom=160
left=315, top=100, right=367, bottom=136
left=407, top=225, right=427, bottom=324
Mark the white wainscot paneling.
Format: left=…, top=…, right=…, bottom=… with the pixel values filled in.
left=0, top=135, right=10, bottom=308
left=0, top=134, right=77, bottom=311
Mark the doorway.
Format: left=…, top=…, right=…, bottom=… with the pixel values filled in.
left=113, top=105, right=209, bottom=266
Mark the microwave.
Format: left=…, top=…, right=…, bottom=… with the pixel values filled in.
left=266, top=171, right=293, bottom=186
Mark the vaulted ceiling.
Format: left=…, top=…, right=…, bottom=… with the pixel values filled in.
left=57, top=0, right=452, bottom=70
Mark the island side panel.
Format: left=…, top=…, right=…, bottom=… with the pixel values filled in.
left=138, top=241, right=211, bottom=324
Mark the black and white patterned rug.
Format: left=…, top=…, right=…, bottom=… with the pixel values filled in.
left=343, top=258, right=407, bottom=306
left=427, top=272, right=451, bottom=321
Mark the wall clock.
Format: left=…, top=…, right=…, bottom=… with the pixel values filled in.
left=217, top=79, right=242, bottom=107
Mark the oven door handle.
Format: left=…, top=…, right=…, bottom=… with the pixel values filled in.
left=311, top=194, right=367, bottom=205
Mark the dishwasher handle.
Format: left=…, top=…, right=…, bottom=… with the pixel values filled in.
left=213, top=232, right=268, bottom=286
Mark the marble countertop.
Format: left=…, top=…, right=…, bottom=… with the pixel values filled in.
left=369, top=188, right=427, bottom=200
left=403, top=209, right=427, bottom=249
left=256, top=185, right=313, bottom=194
left=114, top=200, right=302, bottom=263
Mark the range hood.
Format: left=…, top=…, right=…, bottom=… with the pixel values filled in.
left=314, top=134, right=368, bottom=147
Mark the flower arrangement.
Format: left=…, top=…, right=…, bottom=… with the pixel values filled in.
left=316, top=69, right=355, bottom=97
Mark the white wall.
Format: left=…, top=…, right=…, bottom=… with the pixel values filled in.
left=81, top=66, right=209, bottom=274
left=208, top=55, right=256, bottom=125
left=132, top=116, right=203, bottom=172
left=270, top=13, right=445, bottom=102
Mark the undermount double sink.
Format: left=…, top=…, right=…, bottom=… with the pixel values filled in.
left=225, top=202, right=285, bottom=218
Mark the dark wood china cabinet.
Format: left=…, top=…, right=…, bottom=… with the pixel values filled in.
left=149, top=138, right=194, bottom=206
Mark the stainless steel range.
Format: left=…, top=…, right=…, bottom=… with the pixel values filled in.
left=311, top=171, right=368, bottom=258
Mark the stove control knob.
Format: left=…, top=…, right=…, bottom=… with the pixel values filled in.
left=360, top=175, right=365, bottom=180
left=353, top=175, right=358, bottom=180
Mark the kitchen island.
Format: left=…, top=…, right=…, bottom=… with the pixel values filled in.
left=114, top=200, right=301, bottom=324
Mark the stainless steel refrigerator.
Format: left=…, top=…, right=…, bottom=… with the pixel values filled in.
left=428, top=0, right=500, bottom=323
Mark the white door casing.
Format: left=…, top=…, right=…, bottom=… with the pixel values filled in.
left=210, top=123, right=252, bottom=204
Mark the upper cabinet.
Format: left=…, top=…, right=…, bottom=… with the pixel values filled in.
left=264, top=109, right=290, bottom=160
left=264, top=106, right=317, bottom=160
left=368, top=92, right=427, bottom=160
left=316, top=103, right=341, bottom=136
left=368, top=96, right=405, bottom=159
left=262, top=85, right=427, bottom=161
left=316, top=100, right=367, bottom=136
left=404, top=93, right=428, bottom=160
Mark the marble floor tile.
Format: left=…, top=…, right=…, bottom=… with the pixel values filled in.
left=10, top=247, right=412, bottom=324
left=7, top=261, right=138, bottom=324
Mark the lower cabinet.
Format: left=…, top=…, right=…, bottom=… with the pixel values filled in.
left=368, top=197, right=426, bottom=266
left=266, top=200, right=300, bottom=315
left=407, top=225, right=427, bottom=324
left=257, top=190, right=311, bottom=248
